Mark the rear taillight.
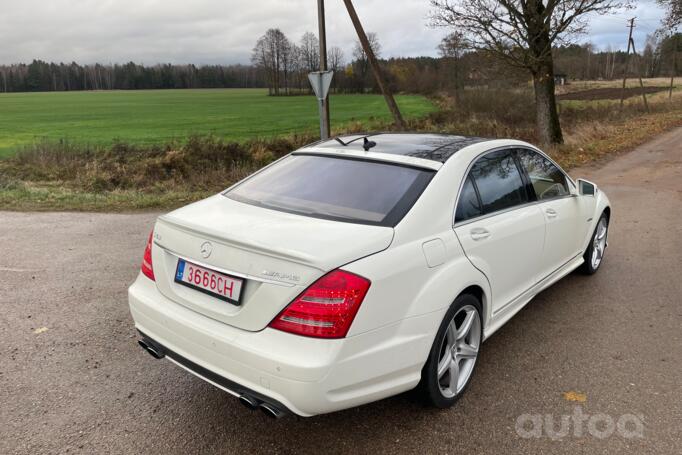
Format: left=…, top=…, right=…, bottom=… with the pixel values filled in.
left=141, top=230, right=155, bottom=281
left=269, top=270, right=371, bottom=339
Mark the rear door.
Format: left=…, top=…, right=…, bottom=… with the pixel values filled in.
left=515, top=149, right=584, bottom=275
left=454, top=149, right=546, bottom=314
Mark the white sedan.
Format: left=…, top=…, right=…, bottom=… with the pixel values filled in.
left=128, top=133, right=611, bottom=417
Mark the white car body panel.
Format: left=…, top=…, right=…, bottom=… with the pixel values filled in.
left=128, top=135, right=611, bottom=416
left=454, top=204, right=546, bottom=315
left=152, top=195, right=394, bottom=331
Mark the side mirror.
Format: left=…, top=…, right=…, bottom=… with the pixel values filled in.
left=577, top=179, right=597, bottom=196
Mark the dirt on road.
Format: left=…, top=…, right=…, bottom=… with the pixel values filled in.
left=1, top=128, right=682, bottom=454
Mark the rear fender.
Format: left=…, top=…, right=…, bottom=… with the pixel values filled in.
left=344, top=231, right=492, bottom=338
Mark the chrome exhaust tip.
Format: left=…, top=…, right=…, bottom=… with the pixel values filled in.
left=260, top=402, right=285, bottom=419
left=138, top=339, right=164, bottom=359
left=238, top=394, right=261, bottom=410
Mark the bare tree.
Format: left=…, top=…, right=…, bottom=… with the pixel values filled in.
left=430, top=0, right=630, bottom=145
left=252, top=29, right=292, bottom=95
left=353, top=32, right=382, bottom=91
left=438, top=32, right=467, bottom=102
left=657, top=0, right=682, bottom=29
left=353, top=32, right=382, bottom=62
left=299, top=32, right=320, bottom=73
left=328, top=46, right=345, bottom=72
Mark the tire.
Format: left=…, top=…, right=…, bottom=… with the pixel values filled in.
left=419, top=294, right=482, bottom=408
left=580, top=212, right=609, bottom=275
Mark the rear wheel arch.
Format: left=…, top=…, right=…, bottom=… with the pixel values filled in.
left=421, top=284, right=487, bottom=359
left=459, top=285, right=487, bottom=331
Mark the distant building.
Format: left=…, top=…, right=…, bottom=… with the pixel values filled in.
left=555, top=74, right=568, bottom=86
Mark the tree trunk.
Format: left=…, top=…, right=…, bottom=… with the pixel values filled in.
left=532, top=60, right=563, bottom=145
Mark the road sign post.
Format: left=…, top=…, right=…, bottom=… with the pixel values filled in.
left=317, top=0, right=331, bottom=138
left=308, top=71, right=334, bottom=140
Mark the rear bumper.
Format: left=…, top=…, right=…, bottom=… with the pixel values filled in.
left=137, top=331, right=292, bottom=416
left=128, top=274, right=442, bottom=416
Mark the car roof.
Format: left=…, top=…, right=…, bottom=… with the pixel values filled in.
left=306, top=133, right=491, bottom=164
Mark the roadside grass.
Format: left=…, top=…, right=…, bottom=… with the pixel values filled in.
left=1, top=85, right=681, bottom=212
left=0, top=89, right=435, bottom=158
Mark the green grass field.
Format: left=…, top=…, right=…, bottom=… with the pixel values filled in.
left=0, top=88, right=435, bottom=158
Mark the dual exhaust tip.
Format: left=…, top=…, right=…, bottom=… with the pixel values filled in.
left=238, top=394, right=286, bottom=419
left=138, top=338, right=285, bottom=419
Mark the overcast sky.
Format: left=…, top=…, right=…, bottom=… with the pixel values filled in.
left=0, top=0, right=667, bottom=65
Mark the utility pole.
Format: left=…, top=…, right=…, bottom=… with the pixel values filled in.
left=618, top=18, right=649, bottom=112
left=628, top=37, right=650, bottom=112
left=619, top=18, right=636, bottom=109
left=317, top=0, right=331, bottom=138
left=342, top=0, right=406, bottom=129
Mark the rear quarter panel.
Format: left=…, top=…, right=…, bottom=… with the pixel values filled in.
left=343, top=147, right=495, bottom=339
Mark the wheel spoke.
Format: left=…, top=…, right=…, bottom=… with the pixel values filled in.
left=448, top=360, right=460, bottom=392
left=446, top=320, right=458, bottom=345
left=437, top=353, right=451, bottom=378
left=457, top=311, right=475, bottom=341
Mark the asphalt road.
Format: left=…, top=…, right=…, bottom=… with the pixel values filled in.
left=2, top=128, right=681, bottom=454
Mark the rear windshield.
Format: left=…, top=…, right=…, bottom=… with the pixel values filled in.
left=225, top=154, right=434, bottom=227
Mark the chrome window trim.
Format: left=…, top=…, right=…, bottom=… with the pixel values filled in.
left=452, top=145, right=577, bottom=228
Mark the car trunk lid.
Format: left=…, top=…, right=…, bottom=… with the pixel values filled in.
left=150, top=195, right=393, bottom=331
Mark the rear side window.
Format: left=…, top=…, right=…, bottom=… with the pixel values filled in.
left=455, top=176, right=482, bottom=223
left=469, top=150, right=528, bottom=214
left=515, top=149, right=569, bottom=200
left=226, top=154, right=434, bottom=227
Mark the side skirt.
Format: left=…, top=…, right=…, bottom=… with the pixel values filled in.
left=483, top=254, right=584, bottom=340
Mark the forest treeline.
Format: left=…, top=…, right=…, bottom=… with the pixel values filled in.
left=1, top=32, right=679, bottom=94
left=0, top=62, right=265, bottom=92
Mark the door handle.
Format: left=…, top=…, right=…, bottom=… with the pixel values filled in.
left=470, top=228, right=491, bottom=241
left=545, top=208, right=558, bottom=218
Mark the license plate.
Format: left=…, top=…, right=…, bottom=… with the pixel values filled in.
left=175, top=259, right=244, bottom=305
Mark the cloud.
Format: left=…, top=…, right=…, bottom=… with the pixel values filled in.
left=0, top=0, right=666, bottom=65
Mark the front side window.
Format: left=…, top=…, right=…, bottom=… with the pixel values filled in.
left=226, top=154, right=434, bottom=227
left=516, top=149, right=569, bottom=200
left=469, top=150, right=528, bottom=214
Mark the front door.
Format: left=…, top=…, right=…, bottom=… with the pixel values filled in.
left=515, top=149, right=584, bottom=275
left=454, top=149, right=546, bottom=314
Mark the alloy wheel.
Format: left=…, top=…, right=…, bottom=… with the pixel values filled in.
left=591, top=217, right=608, bottom=269
left=436, top=305, right=481, bottom=398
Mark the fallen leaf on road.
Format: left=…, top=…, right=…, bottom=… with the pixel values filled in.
left=563, top=391, right=587, bottom=402
left=33, top=327, right=49, bottom=334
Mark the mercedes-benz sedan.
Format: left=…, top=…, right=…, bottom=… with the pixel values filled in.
left=129, top=133, right=611, bottom=417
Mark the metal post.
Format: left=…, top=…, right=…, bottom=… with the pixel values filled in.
left=628, top=38, right=650, bottom=113
left=619, top=18, right=635, bottom=109
left=317, top=0, right=331, bottom=139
